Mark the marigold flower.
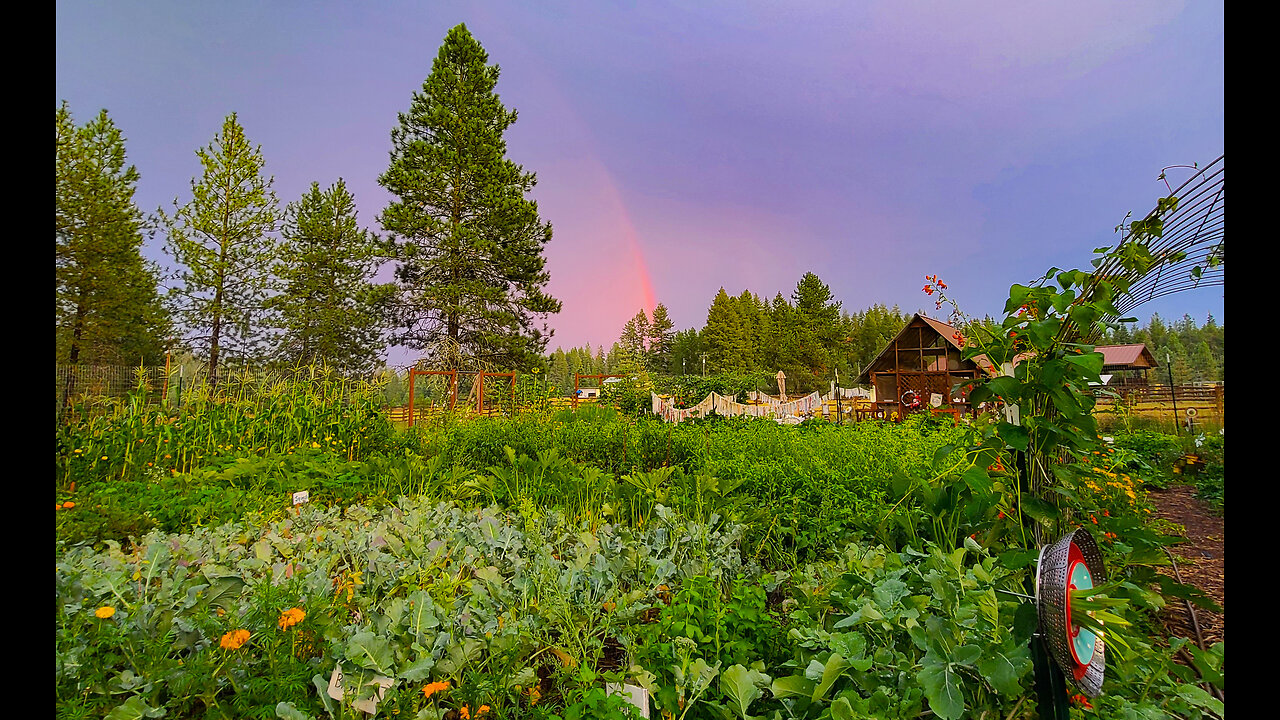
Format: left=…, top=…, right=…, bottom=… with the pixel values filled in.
left=460, top=707, right=470, bottom=719
left=278, top=607, right=306, bottom=630
left=95, top=606, right=116, bottom=619
left=421, top=681, right=450, bottom=700
left=220, top=629, right=250, bottom=650
left=602, top=602, right=616, bottom=612
left=63, top=501, right=76, bottom=509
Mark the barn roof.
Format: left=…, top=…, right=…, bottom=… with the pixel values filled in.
left=1094, top=344, right=1157, bottom=369
left=855, top=313, right=991, bottom=384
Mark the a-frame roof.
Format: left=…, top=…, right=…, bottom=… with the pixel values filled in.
left=855, top=313, right=988, bottom=384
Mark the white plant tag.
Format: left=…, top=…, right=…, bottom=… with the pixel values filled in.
left=292, top=490, right=309, bottom=506
left=328, top=666, right=394, bottom=714
left=929, top=393, right=943, bottom=407
left=1002, top=403, right=1020, bottom=426
left=606, top=683, right=650, bottom=718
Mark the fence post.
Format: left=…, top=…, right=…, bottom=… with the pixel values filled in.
left=407, top=369, right=416, bottom=428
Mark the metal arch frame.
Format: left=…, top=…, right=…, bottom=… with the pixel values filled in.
left=1082, top=156, right=1225, bottom=331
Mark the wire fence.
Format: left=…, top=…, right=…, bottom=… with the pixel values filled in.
left=55, top=364, right=416, bottom=414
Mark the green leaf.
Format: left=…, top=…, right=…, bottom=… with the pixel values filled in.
left=919, top=655, right=965, bottom=720
left=978, top=648, right=1032, bottom=696
left=998, top=423, right=1029, bottom=451
left=720, top=664, right=768, bottom=719
left=345, top=632, right=395, bottom=675
left=311, top=673, right=338, bottom=716
left=399, top=656, right=435, bottom=683
left=812, top=653, right=852, bottom=702
left=951, top=645, right=982, bottom=667
left=873, top=578, right=909, bottom=609
left=1012, top=600, right=1039, bottom=644
left=1020, top=496, right=1060, bottom=526
left=1176, top=684, right=1225, bottom=717
left=961, top=466, right=992, bottom=496
left=275, top=702, right=314, bottom=720
left=829, top=697, right=858, bottom=720
left=104, top=696, right=163, bottom=720
left=770, top=674, right=815, bottom=699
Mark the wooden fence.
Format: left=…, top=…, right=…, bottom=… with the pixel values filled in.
left=1094, top=384, right=1224, bottom=423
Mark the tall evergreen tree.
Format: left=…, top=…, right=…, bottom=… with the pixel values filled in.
left=273, top=179, right=390, bottom=374
left=702, top=288, right=751, bottom=372
left=619, top=309, right=650, bottom=362
left=647, top=303, right=675, bottom=372
left=56, top=103, right=169, bottom=366
left=669, top=328, right=702, bottom=375
left=379, top=23, right=561, bottom=369
left=162, top=113, right=279, bottom=387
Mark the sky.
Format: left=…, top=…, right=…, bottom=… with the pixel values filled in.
left=56, top=1, right=1225, bottom=362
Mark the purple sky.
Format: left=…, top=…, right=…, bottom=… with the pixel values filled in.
left=56, top=1, right=1225, bottom=362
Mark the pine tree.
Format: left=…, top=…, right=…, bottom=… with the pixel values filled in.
left=549, top=349, right=570, bottom=394
left=669, top=328, right=702, bottom=375
left=56, top=103, right=169, bottom=366
left=647, top=303, right=675, bottom=373
left=379, top=24, right=561, bottom=369
left=702, top=288, right=751, bottom=372
left=273, top=179, right=390, bottom=374
left=162, top=113, right=279, bottom=387
left=620, top=309, right=650, bottom=362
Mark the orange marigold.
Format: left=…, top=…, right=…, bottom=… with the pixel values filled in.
left=278, top=607, right=306, bottom=630
left=220, top=629, right=250, bottom=650
left=421, top=681, right=450, bottom=700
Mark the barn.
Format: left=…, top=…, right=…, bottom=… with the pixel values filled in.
left=854, top=313, right=992, bottom=417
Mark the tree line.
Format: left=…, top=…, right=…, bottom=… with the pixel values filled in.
left=1105, top=313, right=1224, bottom=384
left=56, top=24, right=559, bottom=387
left=545, top=273, right=912, bottom=395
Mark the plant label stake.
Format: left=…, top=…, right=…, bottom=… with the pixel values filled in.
left=292, top=490, right=309, bottom=506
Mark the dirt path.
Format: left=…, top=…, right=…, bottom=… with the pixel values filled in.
left=1151, top=483, right=1224, bottom=645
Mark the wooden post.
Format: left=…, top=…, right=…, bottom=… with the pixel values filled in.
left=407, top=369, right=416, bottom=428
left=162, top=350, right=171, bottom=408
left=476, top=371, right=485, bottom=414
left=573, top=373, right=580, bottom=409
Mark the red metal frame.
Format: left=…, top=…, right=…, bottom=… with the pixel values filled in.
left=572, top=373, right=628, bottom=409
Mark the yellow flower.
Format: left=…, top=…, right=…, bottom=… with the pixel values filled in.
left=421, top=680, right=450, bottom=700
left=94, top=606, right=116, bottom=619
left=220, top=629, right=250, bottom=650
left=278, top=607, right=306, bottom=630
